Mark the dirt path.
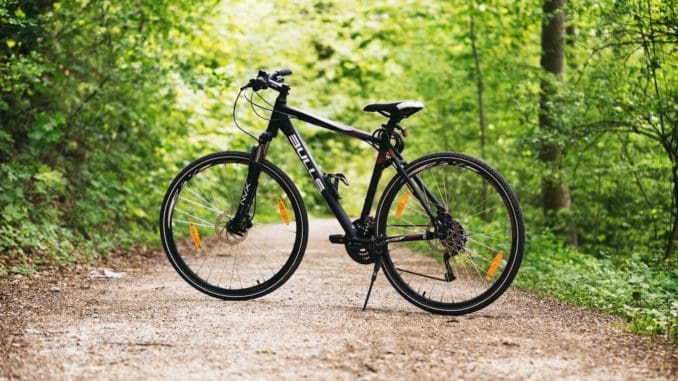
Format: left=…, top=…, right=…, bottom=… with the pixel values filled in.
left=1, top=219, right=675, bottom=380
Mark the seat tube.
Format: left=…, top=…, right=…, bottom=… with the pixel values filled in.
left=359, top=150, right=388, bottom=221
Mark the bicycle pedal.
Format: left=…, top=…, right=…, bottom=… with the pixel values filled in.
left=329, top=234, right=345, bottom=244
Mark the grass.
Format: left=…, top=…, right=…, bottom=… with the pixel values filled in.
left=516, top=231, right=677, bottom=343
left=0, top=220, right=152, bottom=277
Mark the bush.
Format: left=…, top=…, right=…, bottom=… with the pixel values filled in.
left=517, top=231, right=677, bottom=342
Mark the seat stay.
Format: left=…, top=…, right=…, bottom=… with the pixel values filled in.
left=388, top=150, right=442, bottom=229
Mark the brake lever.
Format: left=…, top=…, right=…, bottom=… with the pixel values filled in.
left=241, top=77, right=268, bottom=91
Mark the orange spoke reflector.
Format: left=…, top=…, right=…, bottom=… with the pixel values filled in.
left=277, top=198, right=290, bottom=225
left=395, top=190, right=411, bottom=218
left=486, top=250, right=504, bottom=280
left=189, top=223, right=202, bottom=249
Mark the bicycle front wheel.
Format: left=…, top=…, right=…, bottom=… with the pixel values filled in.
left=160, top=151, right=308, bottom=300
left=376, top=152, right=524, bottom=315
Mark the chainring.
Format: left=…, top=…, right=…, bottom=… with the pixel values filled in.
left=345, top=217, right=378, bottom=264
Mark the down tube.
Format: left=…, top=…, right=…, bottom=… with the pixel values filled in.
left=279, top=120, right=356, bottom=235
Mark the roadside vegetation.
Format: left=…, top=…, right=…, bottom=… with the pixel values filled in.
left=1, top=0, right=674, bottom=341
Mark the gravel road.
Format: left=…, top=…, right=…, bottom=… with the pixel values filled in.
left=1, top=219, right=675, bottom=380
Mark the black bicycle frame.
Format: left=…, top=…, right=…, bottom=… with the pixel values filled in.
left=234, top=90, right=444, bottom=242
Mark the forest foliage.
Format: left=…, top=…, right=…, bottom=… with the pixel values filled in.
left=0, top=0, right=675, bottom=340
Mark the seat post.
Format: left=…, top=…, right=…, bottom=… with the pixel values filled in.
left=386, top=115, right=404, bottom=128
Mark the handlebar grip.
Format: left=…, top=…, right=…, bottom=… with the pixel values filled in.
left=273, top=68, right=292, bottom=77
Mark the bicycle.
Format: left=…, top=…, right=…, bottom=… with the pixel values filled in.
left=160, top=69, right=525, bottom=315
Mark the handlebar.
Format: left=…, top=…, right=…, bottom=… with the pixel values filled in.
left=272, top=68, right=292, bottom=78
left=241, top=68, right=292, bottom=92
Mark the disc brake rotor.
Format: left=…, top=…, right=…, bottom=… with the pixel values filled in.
left=215, top=211, right=247, bottom=245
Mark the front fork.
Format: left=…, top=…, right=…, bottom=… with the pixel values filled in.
left=229, top=140, right=271, bottom=234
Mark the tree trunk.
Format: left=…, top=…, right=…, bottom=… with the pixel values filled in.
left=664, top=165, right=678, bottom=261
left=540, top=0, right=577, bottom=245
left=470, top=15, right=488, bottom=220
left=469, top=15, right=486, bottom=161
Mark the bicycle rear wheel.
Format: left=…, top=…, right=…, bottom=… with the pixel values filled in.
left=160, top=151, right=308, bottom=300
left=376, top=152, right=524, bottom=315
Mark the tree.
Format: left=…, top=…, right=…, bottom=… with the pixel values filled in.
left=469, top=13, right=488, bottom=219
left=618, top=1, right=676, bottom=260
left=539, top=0, right=577, bottom=245
left=0, top=0, right=209, bottom=264
left=561, top=0, right=676, bottom=260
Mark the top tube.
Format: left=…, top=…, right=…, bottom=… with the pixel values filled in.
left=280, top=105, right=377, bottom=144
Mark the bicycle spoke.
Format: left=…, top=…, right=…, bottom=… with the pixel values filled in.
left=461, top=202, right=502, bottom=220
left=177, top=195, right=221, bottom=215
left=201, top=183, right=231, bottom=213
left=173, top=219, right=213, bottom=229
left=229, top=242, right=238, bottom=288
left=173, top=208, right=215, bottom=226
left=194, top=242, right=213, bottom=280
left=462, top=247, right=492, bottom=265
left=429, top=169, right=449, bottom=210
left=185, top=185, right=223, bottom=213
left=245, top=240, right=275, bottom=285
left=462, top=249, right=487, bottom=284
left=404, top=202, right=430, bottom=218
left=466, top=236, right=502, bottom=254
left=256, top=223, right=297, bottom=234
left=387, top=223, right=431, bottom=228
left=394, top=214, right=427, bottom=230
left=465, top=228, right=504, bottom=242
left=441, top=169, right=451, bottom=212
left=215, top=242, right=232, bottom=288
left=389, top=245, right=425, bottom=266
left=184, top=187, right=222, bottom=211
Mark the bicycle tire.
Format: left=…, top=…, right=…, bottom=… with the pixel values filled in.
left=160, top=151, right=308, bottom=300
left=375, top=152, right=525, bottom=315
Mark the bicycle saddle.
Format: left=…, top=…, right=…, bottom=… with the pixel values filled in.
left=363, top=100, right=424, bottom=119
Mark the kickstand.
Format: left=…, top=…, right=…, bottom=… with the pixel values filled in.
left=362, top=255, right=383, bottom=311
